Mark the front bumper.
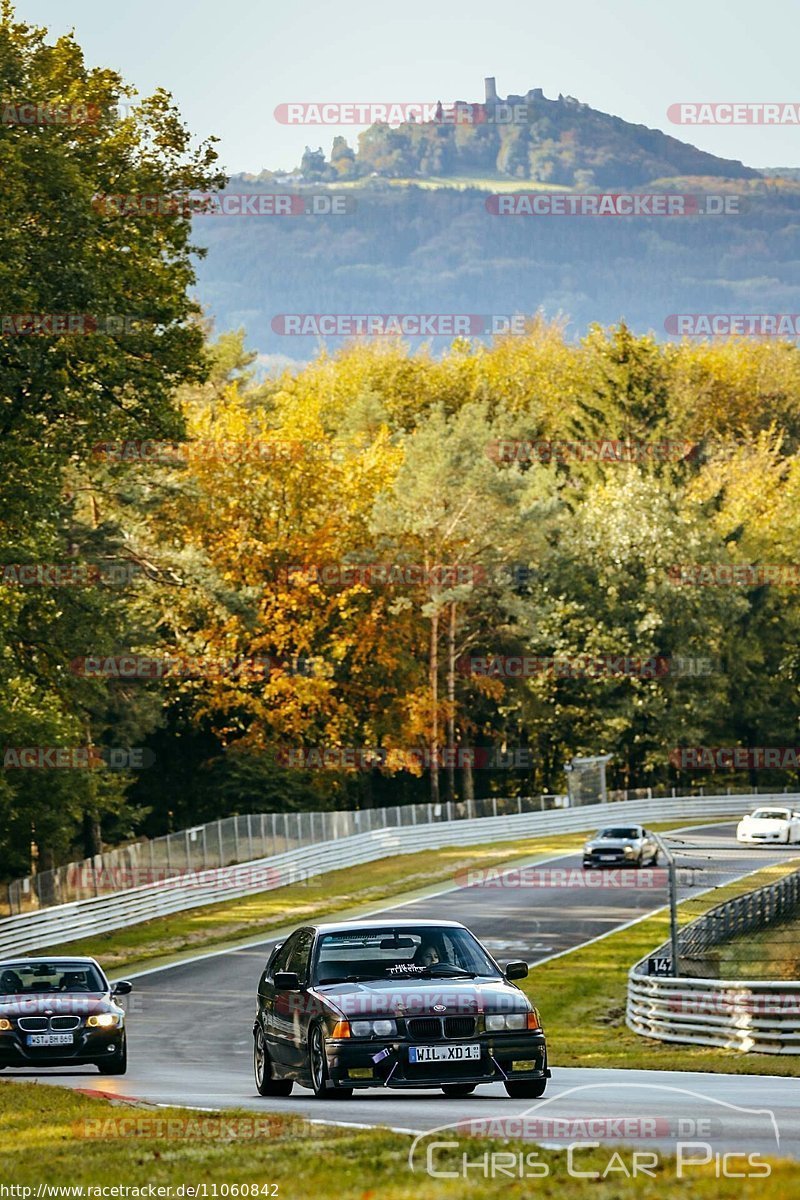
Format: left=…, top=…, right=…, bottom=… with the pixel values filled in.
left=737, top=830, right=786, bottom=843
left=0, top=1028, right=122, bottom=1066
left=326, top=1033, right=549, bottom=1089
left=583, top=851, right=639, bottom=867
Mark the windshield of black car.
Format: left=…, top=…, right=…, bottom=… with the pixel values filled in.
left=312, top=928, right=501, bottom=984
left=750, top=810, right=789, bottom=821
left=597, top=828, right=641, bottom=839
left=0, top=961, right=106, bottom=995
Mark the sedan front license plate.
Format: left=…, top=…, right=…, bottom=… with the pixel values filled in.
left=408, top=1043, right=481, bottom=1063
left=26, top=1033, right=74, bottom=1047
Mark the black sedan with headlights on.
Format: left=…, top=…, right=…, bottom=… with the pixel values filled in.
left=253, top=919, right=549, bottom=1099
left=582, top=824, right=659, bottom=868
left=0, top=956, right=132, bottom=1074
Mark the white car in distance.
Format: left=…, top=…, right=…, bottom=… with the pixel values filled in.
left=736, top=807, right=800, bottom=845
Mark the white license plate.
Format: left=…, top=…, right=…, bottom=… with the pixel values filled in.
left=409, top=1043, right=481, bottom=1063
left=26, top=1033, right=74, bottom=1047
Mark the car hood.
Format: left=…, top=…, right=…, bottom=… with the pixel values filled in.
left=312, top=976, right=528, bottom=1018
left=0, top=993, right=117, bottom=1018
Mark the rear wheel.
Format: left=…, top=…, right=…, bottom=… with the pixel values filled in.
left=308, top=1024, right=352, bottom=1099
left=504, top=1078, right=547, bottom=1099
left=97, top=1034, right=127, bottom=1075
left=441, top=1083, right=476, bottom=1097
left=254, top=1024, right=293, bottom=1097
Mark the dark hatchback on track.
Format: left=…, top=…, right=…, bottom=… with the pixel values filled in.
left=0, top=956, right=132, bottom=1074
left=253, top=919, right=549, bottom=1099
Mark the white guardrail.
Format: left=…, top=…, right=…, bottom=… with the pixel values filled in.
left=627, top=861, right=800, bottom=1055
left=0, top=794, right=765, bottom=959
left=627, top=974, right=800, bottom=1056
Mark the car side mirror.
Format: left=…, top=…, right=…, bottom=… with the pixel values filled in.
left=505, top=960, right=529, bottom=981
left=274, top=971, right=302, bottom=991
left=112, top=980, right=132, bottom=996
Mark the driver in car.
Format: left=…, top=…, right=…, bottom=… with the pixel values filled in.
left=414, top=941, right=442, bottom=968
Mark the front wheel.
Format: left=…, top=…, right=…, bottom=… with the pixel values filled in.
left=254, top=1024, right=293, bottom=1096
left=504, top=1078, right=547, bottom=1099
left=441, top=1083, right=476, bottom=1097
left=308, top=1024, right=352, bottom=1099
left=97, top=1034, right=127, bottom=1075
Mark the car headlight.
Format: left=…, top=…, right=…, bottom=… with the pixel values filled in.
left=87, top=1013, right=120, bottom=1028
left=486, top=1013, right=528, bottom=1032
left=623, top=844, right=637, bottom=855
left=0, top=1018, right=11, bottom=1031
left=349, top=1019, right=397, bottom=1038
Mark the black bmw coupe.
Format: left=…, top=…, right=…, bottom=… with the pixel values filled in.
left=253, top=919, right=549, bottom=1099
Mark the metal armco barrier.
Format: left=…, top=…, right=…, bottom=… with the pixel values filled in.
left=679, top=867, right=800, bottom=966
left=0, top=794, right=763, bottom=958
left=627, top=974, right=800, bottom=1055
left=628, top=866, right=800, bottom=1055
left=9, top=783, right=779, bottom=913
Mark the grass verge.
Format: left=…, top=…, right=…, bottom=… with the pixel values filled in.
left=715, top=911, right=800, bottom=980
left=1, top=1080, right=798, bottom=1196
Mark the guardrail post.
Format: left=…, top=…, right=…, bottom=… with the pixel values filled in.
left=217, top=820, right=224, bottom=867
left=247, top=814, right=254, bottom=859
left=653, top=832, right=680, bottom=977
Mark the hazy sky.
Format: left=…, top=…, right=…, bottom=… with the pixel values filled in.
left=18, top=0, right=800, bottom=174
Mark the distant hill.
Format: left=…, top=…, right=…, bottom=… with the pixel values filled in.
left=273, top=79, right=762, bottom=189
left=194, top=174, right=800, bottom=361
left=192, top=81, right=798, bottom=361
